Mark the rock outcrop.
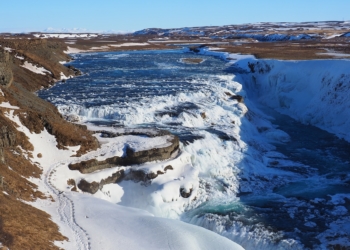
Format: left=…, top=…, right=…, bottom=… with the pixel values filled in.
left=77, top=165, right=174, bottom=194
left=78, top=170, right=125, bottom=194
left=69, top=130, right=179, bottom=173
left=224, top=92, right=244, bottom=103
left=0, top=125, right=16, bottom=148
left=0, top=50, right=13, bottom=87
left=0, top=116, right=17, bottom=163
left=230, top=95, right=244, bottom=103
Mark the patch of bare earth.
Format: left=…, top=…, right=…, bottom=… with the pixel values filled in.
left=216, top=39, right=350, bottom=60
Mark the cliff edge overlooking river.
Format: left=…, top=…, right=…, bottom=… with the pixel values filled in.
left=0, top=38, right=100, bottom=249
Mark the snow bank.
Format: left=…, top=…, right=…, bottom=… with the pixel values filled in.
left=15, top=54, right=24, bottom=60
left=21, top=61, right=51, bottom=75
left=70, top=193, right=244, bottom=250
left=34, top=33, right=98, bottom=39
left=110, top=43, right=149, bottom=47
left=317, top=51, right=350, bottom=58
left=4, top=47, right=13, bottom=52
left=59, top=72, right=72, bottom=80
left=3, top=108, right=244, bottom=249
left=233, top=58, right=350, bottom=141
left=190, top=47, right=255, bottom=63
left=0, top=102, right=19, bottom=109
left=64, top=46, right=87, bottom=54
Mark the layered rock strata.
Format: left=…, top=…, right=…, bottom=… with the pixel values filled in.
left=69, top=130, right=179, bottom=174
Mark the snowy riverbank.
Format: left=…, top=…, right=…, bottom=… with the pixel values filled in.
left=2, top=104, right=243, bottom=249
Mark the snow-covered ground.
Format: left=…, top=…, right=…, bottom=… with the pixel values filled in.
left=70, top=193, right=243, bottom=250
left=109, top=43, right=149, bottom=47
left=64, top=46, right=88, bottom=54
left=15, top=54, right=24, bottom=60
left=21, top=61, right=51, bottom=75
left=3, top=106, right=243, bottom=249
left=232, top=57, right=350, bottom=142
left=0, top=101, right=19, bottom=109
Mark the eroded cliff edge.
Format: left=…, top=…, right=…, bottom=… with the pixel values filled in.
left=0, top=38, right=99, bottom=249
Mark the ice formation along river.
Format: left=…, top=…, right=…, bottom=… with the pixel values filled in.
left=38, top=49, right=350, bottom=249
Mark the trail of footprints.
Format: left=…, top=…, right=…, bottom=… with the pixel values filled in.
left=45, top=163, right=91, bottom=250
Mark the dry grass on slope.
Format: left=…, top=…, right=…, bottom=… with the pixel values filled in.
left=0, top=192, right=67, bottom=250
left=0, top=38, right=101, bottom=249
left=0, top=114, right=66, bottom=249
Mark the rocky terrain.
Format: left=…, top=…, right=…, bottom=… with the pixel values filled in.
left=0, top=39, right=99, bottom=249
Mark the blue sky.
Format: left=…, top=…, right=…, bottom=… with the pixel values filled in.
left=1, top=0, right=349, bottom=33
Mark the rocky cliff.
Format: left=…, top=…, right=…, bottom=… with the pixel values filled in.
left=0, top=50, right=13, bottom=87
left=0, top=118, right=16, bottom=163
left=0, top=38, right=99, bottom=249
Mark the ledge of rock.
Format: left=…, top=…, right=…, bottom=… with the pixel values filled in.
left=69, top=129, right=179, bottom=174
left=77, top=165, right=173, bottom=194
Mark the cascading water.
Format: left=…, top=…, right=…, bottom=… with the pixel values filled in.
left=38, top=50, right=350, bottom=249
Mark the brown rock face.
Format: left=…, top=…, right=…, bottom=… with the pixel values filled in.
left=77, top=165, right=174, bottom=194
left=0, top=148, right=4, bottom=163
left=0, top=125, right=16, bottom=148
left=78, top=170, right=125, bottom=194
left=0, top=116, right=17, bottom=163
left=0, top=50, right=13, bottom=87
left=77, top=179, right=100, bottom=194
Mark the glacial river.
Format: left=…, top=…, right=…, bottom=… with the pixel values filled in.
left=39, top=50, right=350, bottom=249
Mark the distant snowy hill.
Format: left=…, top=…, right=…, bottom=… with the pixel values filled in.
left=134, top=21, right=350, bottom=41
